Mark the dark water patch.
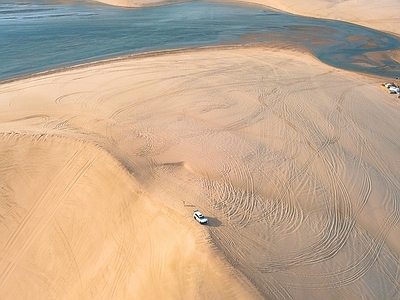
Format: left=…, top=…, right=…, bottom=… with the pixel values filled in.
left=0, top=8, right=55, bottom=14
left=284, top=25, right=337, bottom=36
left=0, top=1, right=399, bottom=81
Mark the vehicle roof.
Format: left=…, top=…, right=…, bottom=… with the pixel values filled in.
left=194, top=210, right=205, bottom=216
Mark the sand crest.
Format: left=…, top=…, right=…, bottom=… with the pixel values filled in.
left=0, top=133, right=260, bottom=299
left=1, top=46, right=400, bottom=298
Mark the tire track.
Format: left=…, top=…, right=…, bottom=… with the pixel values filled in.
left=277, top=204, right=400, bottom=290
left=104, top=199, right=136, bottom=299
left=0, top=143, right=96, bottom=290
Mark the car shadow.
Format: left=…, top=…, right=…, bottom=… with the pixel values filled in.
left=206, top=217, right=221, bottom=227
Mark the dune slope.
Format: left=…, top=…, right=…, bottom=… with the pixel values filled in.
left=0, top=134, right=260, bottom=299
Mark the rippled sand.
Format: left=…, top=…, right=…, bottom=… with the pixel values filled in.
left=1, top=46, right=399, bottom=299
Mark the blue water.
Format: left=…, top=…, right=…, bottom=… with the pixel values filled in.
left=1, top=1, right=399, bottom=81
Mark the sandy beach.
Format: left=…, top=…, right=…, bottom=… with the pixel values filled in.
left=243, top=0, right=400, bottom=35
left=1, top=44, right=399, bottom=298
left=1, top=0, right=400, bottom=298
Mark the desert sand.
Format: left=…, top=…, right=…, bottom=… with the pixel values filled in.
left=241, top=0, right=400, bottom=35
left=1, top=45, right=399, bottom=299
left=94, top=0, right=400, bottom=35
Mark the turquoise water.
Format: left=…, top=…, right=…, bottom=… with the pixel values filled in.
left=1, top=1, right=399, bottom=81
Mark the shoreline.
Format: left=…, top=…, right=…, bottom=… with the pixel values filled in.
left=0, top=45, right=230, bottom=85
left=0, top=43, right=313, bottom=85
left=2, top=1, right=399, bottom=84
left=1, top=41, right=394, bottom=86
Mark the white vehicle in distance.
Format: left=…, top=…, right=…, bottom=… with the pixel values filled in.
left=193, top=210, right=208, bottom=224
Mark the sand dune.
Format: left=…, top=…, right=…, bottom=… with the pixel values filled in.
left=1, top=46, right=399, bottom=298
left=0, top=133, right=260, bottom=299
left=246, top=0, right=400, bottom=35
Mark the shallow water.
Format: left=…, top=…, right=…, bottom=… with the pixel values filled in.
left=1, top=1, right=399, bottom=81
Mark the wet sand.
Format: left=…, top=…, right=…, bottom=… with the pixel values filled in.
left=1, top=45, right=399, bottom=298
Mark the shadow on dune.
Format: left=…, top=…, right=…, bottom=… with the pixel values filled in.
left=206, top=217, right=222, bottom=227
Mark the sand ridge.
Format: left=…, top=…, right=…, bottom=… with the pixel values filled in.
left=0, top=132, right=261, bottom=299
left=1, top=46, right=399, bottom=298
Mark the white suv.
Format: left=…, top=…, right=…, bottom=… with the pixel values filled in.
left=193, top=210, right=208, bottom=224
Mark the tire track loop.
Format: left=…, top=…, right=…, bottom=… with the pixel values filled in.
left=99, top=76, right=164, bottom=118
left=2, top=79, right=52, bottom=109
left=233, top=51, right=292, bottom=80
left=200, top=142, right=294, bottom=297
left=290, top=150, right=367, bottom=286
left=135, top=127, right=155, bottom=157
left=219, top=53, right=290, bottom=133
left=221, top=99, right=266, bottom=133
left=106, top=64, right=232, bottom=121
left=209, top=207, right=295, bottom=298
left=329, top=85, right=373, bottom=217
left=264, top=91, right=324, bottom=236
left=274, top=96, right=304, bottom=235
left=265, top=85, right=399, bottom=289
left=232, top=164, right=256, bottom=229
left=374, top=246, right=400, bottom=294
left=280, top=199, right=400, bottom=290
left=282, top=85, right=400, bottom=289
left=0, top=115, right=50, bottom=128
left=321, top=87, right=349, bottom=182
left=105, top=78, right=191, bottom=146
left=258, top=143, right=351, bottom=271
left=190, top=70, right=269, bottom=228
left=207, top=199, right=294, bottom=299
left=253, top=73, right=302, bottom=232
left=202, top=55, right=396, bottom=296
left=210, top=135, right=261, bottom=229
left=340, top=86, right=400, bottom=246
left=208, top=68, right=309, bottom=251
left=55, top=69, right=95, bottom=93
left=181, top=62, right=244, bottom=92
left=0, top=143, right=96, bottom=290
left=256, top=81, right=358, bottom=271
left=54, top=91, right=91, bottom=106
left=343, top=86, right=399, bottom=189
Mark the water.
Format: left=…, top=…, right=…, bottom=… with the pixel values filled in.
left=1, top=1, right=399, bottom=81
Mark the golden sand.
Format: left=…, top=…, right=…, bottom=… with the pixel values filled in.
left=1, top=45, right=399, bottom=298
